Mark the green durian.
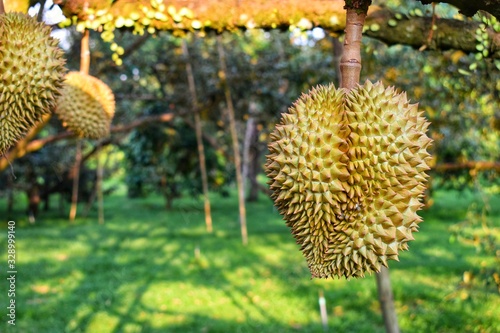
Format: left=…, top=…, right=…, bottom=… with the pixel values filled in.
left=55, top=71, right=115, bottom=139
left=0, top=12, right=66, bottom=155
left=265, top=81, right=432, bottom=279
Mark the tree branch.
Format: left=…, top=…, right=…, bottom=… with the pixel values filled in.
left=418, top=0, right=500, bottom=19
left=0, top=113, right=174, bottom=172
left=54, top=1, right=500, bottom=57
left=365, top=8, right=500, bottom=58
left=433, top=161, right=500, bottom=172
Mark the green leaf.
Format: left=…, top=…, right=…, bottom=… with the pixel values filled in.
left=458, top=68, right=471, bottom=76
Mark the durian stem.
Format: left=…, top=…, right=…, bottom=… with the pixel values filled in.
left=0, top=0, right=4, bottom=15
left=339, top=8, right=366, bottom=90
left=80, top=29, right=90, bottom=74
left=182, top=38, right=213, bottom=234
left=216, top=34, right=248, bottom=246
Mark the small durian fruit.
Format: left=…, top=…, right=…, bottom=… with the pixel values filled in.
left=0, top=12, right=66, bottom=155
left=55, top=71, right=115, bottom=139
left=265, top=81, right=432, bottom=279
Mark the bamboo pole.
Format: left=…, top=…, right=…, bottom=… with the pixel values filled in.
left=69, top=27, right=90, bottom=221
left=182, top=38, right=213, bottom=233
left=341, top=2, right=399, bottom=333
left=216, top=34, right=248, bottom=246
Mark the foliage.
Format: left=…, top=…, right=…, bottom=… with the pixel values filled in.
left=122, top=103, right=228, bottom=207
left=0, top=190, right=499, bottom=332
left=448, top=189, right=500, bottom=298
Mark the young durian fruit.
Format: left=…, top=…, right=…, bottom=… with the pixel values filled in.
left=55, top=71, right=115, bottom=139
left=0, top=12, right=66, bottom=155
left=265, top=81, right=432, bottom=279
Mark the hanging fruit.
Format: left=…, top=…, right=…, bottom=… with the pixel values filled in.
left=0, top=12, right=66, bottom=155
left=55, top=72, right=115, bottom=139
left=266, top=0, right=432, bottom=279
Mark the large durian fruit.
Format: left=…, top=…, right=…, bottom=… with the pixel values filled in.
left=265, top=81, right=432, bottom=279
left=0, top=12, right=66, bottom=155
left=55, top=71, right=115, bottom=139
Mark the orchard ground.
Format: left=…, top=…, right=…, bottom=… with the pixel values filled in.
left=1, top=188, right=499, bottom=333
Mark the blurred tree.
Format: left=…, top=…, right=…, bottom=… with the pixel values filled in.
left=123, top=104, right=228, bottom=209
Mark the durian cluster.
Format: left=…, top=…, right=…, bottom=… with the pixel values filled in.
left=0, top=12, right=66, bottom=155
left=265, top=81, right=432, bottom=279
left=55, top=72, right=115, bottom=139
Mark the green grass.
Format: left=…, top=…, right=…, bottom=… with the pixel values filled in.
left=1, top=190, right=499, bottom=333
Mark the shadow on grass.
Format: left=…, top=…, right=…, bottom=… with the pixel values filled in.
left=1, top=190, right=499, bottom=333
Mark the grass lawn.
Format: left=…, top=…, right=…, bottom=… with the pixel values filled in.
left=1, top=189, right=499, bottom=333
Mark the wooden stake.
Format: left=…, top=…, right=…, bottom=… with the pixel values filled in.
left=69, top=28, right=90, bottom=222
left=182, top=38, right=213, bottom=233
left=216, top=34, right=248, bottom=246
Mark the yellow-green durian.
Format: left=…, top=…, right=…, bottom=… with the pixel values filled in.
left=55, top=71, right=115, bottom=139
left=0, top=12, right=66, bottom=155
left=265, top=81, right=432, bottom=279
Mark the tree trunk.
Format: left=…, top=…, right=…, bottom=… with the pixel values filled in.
left=182, top=38, right=213, bottom=233
left=217, top=34, right=248, bottom=246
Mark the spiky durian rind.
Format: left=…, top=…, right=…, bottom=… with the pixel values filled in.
left=265, top=81, right=432, bottom=279
left=55, top=71, right=115, bottom=139
left=0, top=12, right=66, bottom=155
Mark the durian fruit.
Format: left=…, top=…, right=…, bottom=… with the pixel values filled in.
left=55, top=71, right=115, bottom=139
left=265, top=81, right=432, bottom=279
left=0, top=12, right=66, bottom=155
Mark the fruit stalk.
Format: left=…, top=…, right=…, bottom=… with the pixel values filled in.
left=339, top=8, right=366, bottom=90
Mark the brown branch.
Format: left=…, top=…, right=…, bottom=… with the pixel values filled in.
left=54, top=1, right=500, bottom=57
left=419, top=2, right=437, bottom=52
left=433, top=161, right=500, bottom=172
left=0, top=113, right=175, bottom=172
left=96, top=34, right=150, bottom=75
left=418, top=0, right=500, bottom=19
left=365, top=8, right=500, bottom=59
